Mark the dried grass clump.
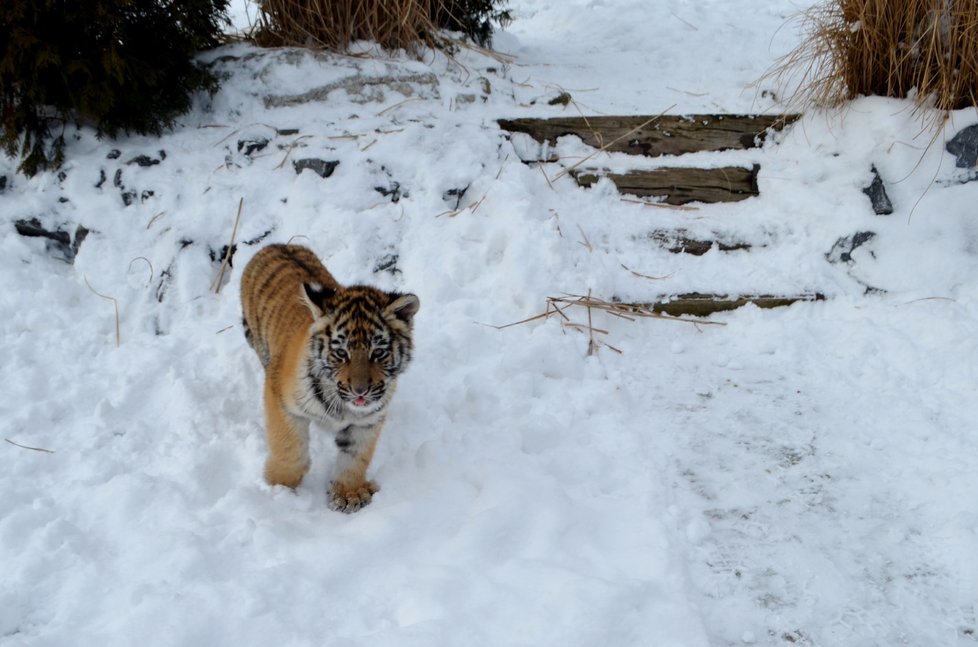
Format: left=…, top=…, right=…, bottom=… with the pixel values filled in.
left=771, top=0, right=978, bottom=111
left=254, top=0, right=438, bottom=51
left=253, top=0, right=509, bottom=52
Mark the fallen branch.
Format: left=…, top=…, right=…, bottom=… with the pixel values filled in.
left=488, top=292, right=725, bottom=355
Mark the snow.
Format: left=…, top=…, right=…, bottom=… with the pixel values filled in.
left=2, top=1, right=978, bottom=645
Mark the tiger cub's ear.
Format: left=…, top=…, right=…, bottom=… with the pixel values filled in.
left=301, top=282, right=335, bottom=318
left=386, top=293, right=420, bottom=325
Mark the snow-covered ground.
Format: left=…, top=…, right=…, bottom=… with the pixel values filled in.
left=3, top=1, right=978, bottom=645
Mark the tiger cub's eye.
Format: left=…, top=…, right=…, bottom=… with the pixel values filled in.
left=370, top=348, right=389, bottom=361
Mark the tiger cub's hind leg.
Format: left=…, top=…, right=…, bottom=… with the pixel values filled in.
left=262, top=379, right=311, bottom=489
left=328, top=423, right=383, bottom=513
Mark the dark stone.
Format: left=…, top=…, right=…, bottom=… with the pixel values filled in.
left=127, top=154, right=161, bottom=167
left=121, top=191, right=137, bottom=206
left=209, top=243, right=236, bottom=268
left=113, top=169, right=123, bottom=188
left=243, top=229, right=274, bottom=246
left=293, top=158, right=339, bottom=178
left=375, top=181, right=404, bottom=203
left=443, top=187, right=467, bottom=210
left=14, top=218, right=89, bottom=263
left=57, top=170, right=67, bottom=182
left=373, top=254, right=400, bottom=275
left=237, top=137, right=270, bottom=156
left=826, top=231, right=876, bottom=264
left=862, top=165, right=893, bottom=215
left=946, top=125, right=978, bottom=168
left=156, top=265, right=173, bottom=303
left=106, top=149, right=121, bottom=160
left=140, top=190, right=154, bottom=202
left=277, top=128, right=300, bottom=136
left=95, top=169, right=107, bottom=189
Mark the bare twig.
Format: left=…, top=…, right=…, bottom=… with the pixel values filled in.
left=212, top=198, right=244, bottom=294
left=83, top=276, right=121, bottom=347
left=539, top=165, right=556, bottom=192
left=621, top=263, right=673, bottom=281
left=487, top=292, right=725, bottom=354
left=586, top=289, right=597, bottom=355
left=378, top=97, right=423, bottom=116
left=576, top=224, right=593, bottom=252
left=275, top=135, right=313, bottom=170
left=5, top=438, right=55, bottom=454
left=145, top=211, right=166, bottom=229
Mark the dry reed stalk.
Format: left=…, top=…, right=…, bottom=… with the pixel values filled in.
left=84, top=276, right=121, bottom=348
left=255, top=0, right=454, bottom=53
left=491, top=293, right=724, bottom=355
left=769, top=0, right=978, bottom=112
left=5, top=438, right=55, bottom=454
left=212, top=198, right=244, bottom=294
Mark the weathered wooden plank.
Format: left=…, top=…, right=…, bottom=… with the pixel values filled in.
left=646, top=293, right=825, bottom=317
left=649, top=231, right=752, bottom=255
left=499, top=114, right=798, bottom=158
left=574, top=165, right=759, bottom=205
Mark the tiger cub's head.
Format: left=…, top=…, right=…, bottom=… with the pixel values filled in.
left=301, top=282, right=419, bottom=415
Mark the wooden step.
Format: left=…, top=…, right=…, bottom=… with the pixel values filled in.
left=499, top=114, right=798, bottom=158
left=649, top=232, right=753, bottom=255
left=575, top=165, right=759, bottom=205
left=647, top=293, right=824, bottom=317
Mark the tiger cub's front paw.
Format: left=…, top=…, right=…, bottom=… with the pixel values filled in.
left=328, top=480, right=379, bottom=513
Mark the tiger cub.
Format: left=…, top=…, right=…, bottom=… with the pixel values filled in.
left=240, top=244, right=419, bottom=512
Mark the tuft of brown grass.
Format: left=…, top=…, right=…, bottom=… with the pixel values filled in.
left=769, top=0, right=978, bottom=111
left=254, top=0, right=447, bottom=52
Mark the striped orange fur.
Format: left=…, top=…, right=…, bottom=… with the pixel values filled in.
left=240, top=244, right=419, bottom=512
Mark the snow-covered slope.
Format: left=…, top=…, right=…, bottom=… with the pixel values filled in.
left=2, top=1, right=978, bottom=645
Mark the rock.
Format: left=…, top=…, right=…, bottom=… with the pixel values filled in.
left=825, top=231, right=876, bottom=265
left=442, top=187, right=467, bottom=210
left=373, top=254, right=400, bottom=275
left=293, top=159, right=339, bottom=178
left=127, top=154, right=162, bottom=167
left=946, top=124, right=978, bottom=168
left=237, top=137, right=270, bottom=156
left=14, top=218, right=89, bottom=263
left=862, top=165, right=893, bottom=215
left=106, top=149, right=121, bottom=160
left=374, top=182, right=404, bottom=203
